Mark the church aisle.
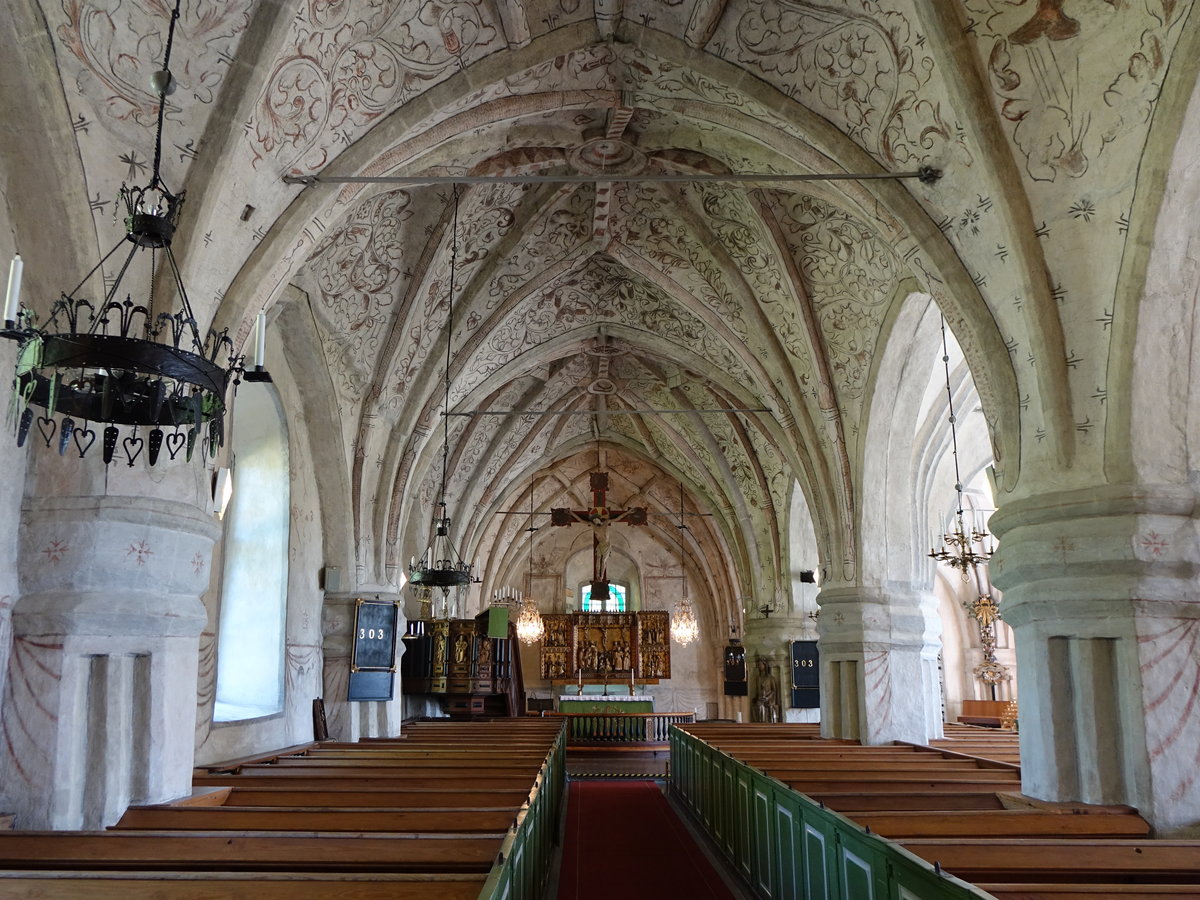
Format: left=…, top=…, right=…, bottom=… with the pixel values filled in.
left=556, top=780, right=740, bottom=900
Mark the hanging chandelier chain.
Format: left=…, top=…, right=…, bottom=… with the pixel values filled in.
left=408, top=184, right=476, bottom=591
left=438, top=184, right=459, bottom=519
left=939, top=314, right=966, bottom=522
left=150, top=0, right=183, bottom=197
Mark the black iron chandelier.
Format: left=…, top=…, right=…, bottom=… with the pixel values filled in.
left=408, top=186, right=477, bottom=594
left=1, top=0, right=264, bottom=468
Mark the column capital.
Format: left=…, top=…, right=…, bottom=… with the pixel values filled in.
left=989, top=482, right=1200, bottom=628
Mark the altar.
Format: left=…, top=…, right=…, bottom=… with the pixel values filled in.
left=558, top=695, right=654, bottom=714
left=540, top=611, right=671, bottom=683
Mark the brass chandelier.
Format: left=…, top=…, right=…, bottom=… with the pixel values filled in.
left=2, top=0, right=263, bottom=467
left=927, top=316, right=1007, bottom=690
left=928, top=316, right=995, bottom=579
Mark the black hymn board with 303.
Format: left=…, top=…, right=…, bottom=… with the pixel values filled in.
left=791, top=640, right=820, bottom=709
left=349, top=597, right=399, bottom=701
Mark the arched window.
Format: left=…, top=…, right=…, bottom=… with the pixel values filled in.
left=580, top=582, right=627, bottom=612
left=214, top=387, right=290, bottom=722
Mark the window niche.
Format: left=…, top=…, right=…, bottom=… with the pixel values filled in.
left=213, top=386, right=290, bottom=722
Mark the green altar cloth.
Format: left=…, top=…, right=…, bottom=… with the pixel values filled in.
left=558, top=698, right=653, bottom=714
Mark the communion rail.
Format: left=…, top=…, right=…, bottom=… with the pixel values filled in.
left=549, top=712, right=696, bottom=746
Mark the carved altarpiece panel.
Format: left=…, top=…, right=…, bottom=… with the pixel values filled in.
left=540, top=611, right=670, bottom=683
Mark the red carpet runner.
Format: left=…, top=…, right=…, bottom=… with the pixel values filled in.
left=556, top=780, right=737, bottom=900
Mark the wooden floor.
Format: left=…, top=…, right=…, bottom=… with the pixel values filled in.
left=682, top=722, right=1200, bottom=899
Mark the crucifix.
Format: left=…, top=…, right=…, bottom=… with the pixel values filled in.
left=551, top=472, right=647, bottom=601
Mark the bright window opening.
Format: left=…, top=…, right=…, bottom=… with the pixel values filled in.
left=581, top=583, right=627, bottom=612
left=214, top=387, right=290, bottom=722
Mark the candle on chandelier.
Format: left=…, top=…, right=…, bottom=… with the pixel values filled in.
left=4, top=254, right=22, bottom=325
left=254, top=311, right=267, bottom=368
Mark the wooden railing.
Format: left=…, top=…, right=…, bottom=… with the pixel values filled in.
left=548, top=712, right=696, bottom=745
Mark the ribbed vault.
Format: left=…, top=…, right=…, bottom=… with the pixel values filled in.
left=8, top=0, right=1199, bottom=623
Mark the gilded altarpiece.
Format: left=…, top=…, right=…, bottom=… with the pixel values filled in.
left=540, top=611, right=670, bottom=683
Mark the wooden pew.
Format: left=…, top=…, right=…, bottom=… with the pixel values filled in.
left=850, top=809, right=1150, bottom=839
left=113, top=807, right=520, bottom=833
left=192, top=772, right=539, bottom=791
left=675, top=723, right=1200, bottom=897
left=0, top=831, right=504, bottom=872
left=0, top=719, right=566, bottom=899
left=899, top=838, right=1200, bottom=884
left=219, top=787, right=533, bottom=808
left=977, top=885, right=1200, bottom=899
left=806, top=791, right=1008, bottom=812
left=0, top=872, right=490, bottom=899
left=958, top=699, right=1011, bottom=727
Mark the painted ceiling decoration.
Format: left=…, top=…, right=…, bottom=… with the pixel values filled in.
left=7, top=0, right=1197, bottom=623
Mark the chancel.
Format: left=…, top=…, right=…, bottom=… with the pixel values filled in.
left=3, top=1, right=1200, bottom=897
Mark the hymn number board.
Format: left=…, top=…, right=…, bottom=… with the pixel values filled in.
left=348, top=597, right=399, bottom=701
left=790, top=640, right=820, bottom=709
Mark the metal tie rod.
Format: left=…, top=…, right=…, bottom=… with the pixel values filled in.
left=284, top=167, right=941, bottom=187
left=445, top=408, right=772, bottom=416
left=495, top=509, right=712, bottom=516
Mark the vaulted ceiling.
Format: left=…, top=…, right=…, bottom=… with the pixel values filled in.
left=4, top=0, right=1197, bottom=611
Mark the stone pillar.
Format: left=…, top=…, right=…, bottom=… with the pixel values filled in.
left=321, top=589, right=406, bottom=741
left=817, top=585, right=942, bottom=744
left=0, top=492, right=216, bottom=829
left=990, top=485, right=1200, bottom=834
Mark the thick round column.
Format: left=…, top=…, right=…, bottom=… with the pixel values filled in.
left=321, top=589, right=405, bottom=740
left=2, top=493, right=216, bottom=829
left=990, top=484, right=1200, bottom=834
left=816, top=585, right=943, bottom=744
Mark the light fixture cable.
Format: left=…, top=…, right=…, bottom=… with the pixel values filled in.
left=670, top=481, right=699, bottom=646
left=408, top=185, right=477, bottom=594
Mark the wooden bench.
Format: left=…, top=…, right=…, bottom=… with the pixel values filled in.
left=958, top=699, right=1012, bottom=727
left=674, top=723, right=1200, bottom=897
left=977, top=885, right=1200, bottom=898
left=113, top=807, right=520, bottom=833
left=216, top=787, right=534, bottom=808
left=192, top=772, right=540, bottom=790
left=850, top=809, right=1150, bottom=839
left=0, top=872, right=490, bottom=899
left=900, top=838, right=1200, bottom=883
left=0, top=719, right=566, bottom=899
left=0, top=831, right=504, bottom=872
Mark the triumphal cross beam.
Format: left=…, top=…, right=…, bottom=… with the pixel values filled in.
left=550, top=472, right=647, bottom=600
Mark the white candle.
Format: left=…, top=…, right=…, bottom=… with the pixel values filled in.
left=4, top=255, right=23, bottom=323
left=254, top=311, right=267, bottom=367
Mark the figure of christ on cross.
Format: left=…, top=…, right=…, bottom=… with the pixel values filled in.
left=550, top=472, right=647, bottom=602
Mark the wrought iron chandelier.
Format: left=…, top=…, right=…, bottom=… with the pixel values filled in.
left=927, top=316, right=995, bottom=579
left=408, top=186, right=477, bottom=598
left=514, top=481, right=545, bottom=645
left=2, top=0, right=263, bottom=467
left=670, top=483, right=700, bottom=646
